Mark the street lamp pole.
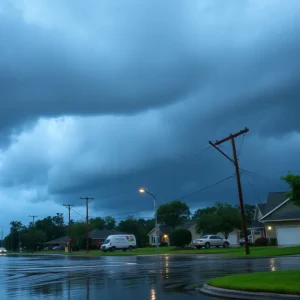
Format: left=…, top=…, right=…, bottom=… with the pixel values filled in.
left=139, top=188, right=159, bottom=254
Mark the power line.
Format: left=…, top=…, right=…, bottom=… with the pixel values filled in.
left=80, top=196, right=94, bottom=253
left=180, top=175, right=235, bottom=200
left=238, top=133, right=246, bottom=157
left=209, top=127, right=250, bottom=255
left=63, top=204, right=74, bottom=253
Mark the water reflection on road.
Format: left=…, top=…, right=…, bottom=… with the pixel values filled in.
left=0, top=254, right=299, bottom=299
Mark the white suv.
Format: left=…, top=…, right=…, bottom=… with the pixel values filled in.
left=192, top=235, right=230, bottom=249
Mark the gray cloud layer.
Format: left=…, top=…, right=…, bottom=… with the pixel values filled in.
left=1, top=0, right=300, bottom=231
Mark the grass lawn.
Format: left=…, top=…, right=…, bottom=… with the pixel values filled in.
left=70, top=246, right=269, bottom=256
left=207, top=270, right=300, bottom=295
left=11, top=246, right=300, bottom=257
left=224, top=246, right=300, bottom=258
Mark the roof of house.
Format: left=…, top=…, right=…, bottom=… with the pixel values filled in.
left=176, top=220, right=197, bottom=230
left=257, top=203, right=268, bottom=216
left=259, top=199, right=300, bottom=222
left=248, top=220, right=265, bottom=229
left=176, top=220, right=197, bottom=229
left=264, top=192, right=289, bottom=213
left=88, top=229, right=126, bottom=239
left=45, top=236, right=68, bottom=244
left=147, top=226, right=173, bottom=236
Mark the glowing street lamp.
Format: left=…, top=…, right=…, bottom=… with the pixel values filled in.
left=139, top=188, right=159, bottom=254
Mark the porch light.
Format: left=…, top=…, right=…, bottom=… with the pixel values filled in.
left=164, top=235, right=168, bottom=238
left=268, top=226, right=272, bottom=230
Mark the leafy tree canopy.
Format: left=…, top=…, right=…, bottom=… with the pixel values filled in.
left=281, top=172, right=300, bottom=207
left=157, top=200, right=190, bottom=229
left=196, top=202, right=241, bottom=239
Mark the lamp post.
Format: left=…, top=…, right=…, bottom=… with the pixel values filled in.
left=139, top=188, right=159, bottom=254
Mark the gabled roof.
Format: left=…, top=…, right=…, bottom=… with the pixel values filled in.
left=259, top=198, right=300, bottom=222
left=259, top=197, right=290, bottom=221
left=147, top=226, right=173, bottom=236
left=257, top=203, right=268, bottom=216
left=248, top=220, right=264, bottom=229
left=264, top=192, right=289, bottom=213
left=176, top=220, right=197, bottom=230
left=88, top=229, right=125, bottom=239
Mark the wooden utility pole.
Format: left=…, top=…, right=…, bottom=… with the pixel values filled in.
left=29, top=215, right=38, bottom=252
left=29, top=215, right=38, bottom=227
left=63, top=204, right=74, bottom=253
left=209, top=127, right=250, bottom=255
left=80, top=197, right=94, bottom=252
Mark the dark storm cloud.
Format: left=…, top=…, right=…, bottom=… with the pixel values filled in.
left=0, top=0, right=213, bottom=130
left=1, top=0, right=300, bottom=225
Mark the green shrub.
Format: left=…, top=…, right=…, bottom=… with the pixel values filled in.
left=269, top=238, right=277, bottom=246
left=254, top=237, right=268, bottom=246
left=170, top=229, right=192, bottom=247
left=160, top=242, right=168, bottom=247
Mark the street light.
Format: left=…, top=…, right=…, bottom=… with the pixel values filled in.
left=139, top=188, right=159, bottom=254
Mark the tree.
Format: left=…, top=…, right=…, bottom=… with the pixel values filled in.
left=196, top=203, right=241, bottom=239
left=170, top=229, right=192, bottom=247
left=90, top=217, right=105, bottom=230
left=235, top=204, right=256, bottom=225
left=192, top=207, right=217, bottom=219
left=157, top=200, right=190, bottom=230
left=281, top=172, right=300, bottom=207
left=104, top=216, right=116, bottom=230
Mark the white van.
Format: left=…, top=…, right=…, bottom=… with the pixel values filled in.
left=100, top=235, right=136, bottom=252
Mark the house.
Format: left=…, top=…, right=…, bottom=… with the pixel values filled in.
left=88, top=229, right=125, bottom=248
left=147, top=226, right=172, bottom=246
left=44, top=236, right=68, bottom=248
left=147, top=221, right=240, bottom=246
left=249, top=192, right=300, bottom=246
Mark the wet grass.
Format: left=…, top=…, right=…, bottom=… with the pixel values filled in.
left=206, top=270, right=300, bottom=295
left=224, top=246, right=300, bottom=258
left=11, top=246, right=300, bottom=257
left=73, top=246, right=270, bottom=256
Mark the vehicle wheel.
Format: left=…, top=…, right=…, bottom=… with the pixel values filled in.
left=128, top=246, right=133, bottom=251
left=196, top=246, right=202, bottom=249
left=204, top=242, right=210, bottom=249
left=223, top=242, right=229, bottom=248
left=111, top=247, right=116, bottom=252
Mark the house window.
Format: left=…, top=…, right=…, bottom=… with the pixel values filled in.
left=152, top=235, right=160, bottom=245
left=254, top=230, right=261, bottom=235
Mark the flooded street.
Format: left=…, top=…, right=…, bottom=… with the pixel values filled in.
left=0, top=254, right=299, bottom=299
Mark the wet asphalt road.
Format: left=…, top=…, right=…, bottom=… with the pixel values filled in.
left=0, top=254, right=299, bottom=300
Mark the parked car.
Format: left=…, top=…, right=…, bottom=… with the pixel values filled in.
left=52, top=245, right=64, bottom=251
left=0, top=247, right=7, bottom=254
left=192, top=235, right=230, bottom=249
left=239, top=235, right=254, bottom=246
left=101, top=235, right=136, bottom=252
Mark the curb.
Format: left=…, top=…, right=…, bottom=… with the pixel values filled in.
left=199, top=284, right=300, bottom=300
left=220, top=254, right=300, bottom=259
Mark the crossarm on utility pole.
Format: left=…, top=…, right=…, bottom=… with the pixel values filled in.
left=209, top=127, right=250, bottom=255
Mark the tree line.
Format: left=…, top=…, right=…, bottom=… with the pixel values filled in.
left=4, top=200, right=256, bottom=251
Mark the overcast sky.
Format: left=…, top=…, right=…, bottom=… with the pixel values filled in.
left=1, top=0, right=300, bottom=236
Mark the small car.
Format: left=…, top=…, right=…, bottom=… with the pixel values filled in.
left=0, top=247, right=7, bottom=254
left=192, top=235, right=230, bottom=249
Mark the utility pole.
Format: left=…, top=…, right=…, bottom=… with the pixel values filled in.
left=209, top=127, right=250, bottom=255
left=29, top=215, right=38, bottom=227
left=63, top=204, right=74, bottom=254
left=29, top=215, right=38, bottom=252
left=80, top=197, right=94, bottom=252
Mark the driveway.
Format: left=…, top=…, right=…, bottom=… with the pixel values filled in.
left=0, top=254, right=299, bottom=299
